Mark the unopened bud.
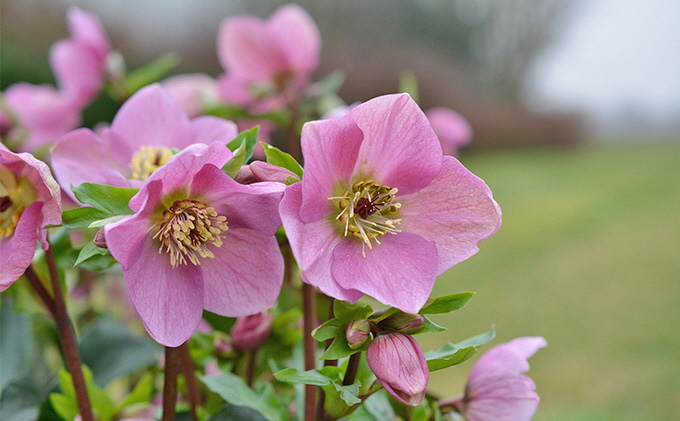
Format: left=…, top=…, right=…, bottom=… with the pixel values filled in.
left=230, top=311, right=274, bottom=352
left=379, top=313, right=425, bottom=334
left=93, top=228, right=108, bottom=248
left=345, top=319, right=371, bottom=349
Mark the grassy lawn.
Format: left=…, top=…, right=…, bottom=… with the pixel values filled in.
left=417, top=142, right=680, bottom=420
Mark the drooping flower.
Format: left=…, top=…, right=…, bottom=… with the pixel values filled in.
left=1, top=8, right=110, bottom=153
left=51, top=84, right=238, bottom=200
left=104, top=142, right=284, bottom=347
left=161, top=73, right=219, bottom=118
left=440, top=337, right=547, bottom=421
left=425, top=107, right=473, bottom=157
left=0, top=145, right=61, bottom=290
left=230, top=311, right=274, bottom=352
left=366, top=331, right=429, bottom=406
left=280, top=93, right=501, bottom=314
left=216, top=4, right=321, bottom=112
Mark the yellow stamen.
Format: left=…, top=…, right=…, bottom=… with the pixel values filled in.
left=130, top=146, right=174, bottom=180
left=0, top=166, right=36, bottom=238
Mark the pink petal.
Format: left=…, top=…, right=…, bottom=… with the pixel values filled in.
left=398, top=156, right=501, bottom=274
left=110, top=85, right=193, bottom=151
left=162, top=73, right=219, bottom=118
left=279, top=183, right=363, bottom=302
left=350, top=94, right=442, bottom=195
left=267, top=4, right=321, bottom=75
left=0, top=202, right=42, bottom=290
left=190, top=116, right=238, bottom=145
left=201, top=228, right=283, bottom=317
left=66, top=7, right=110, bottom=58
left=331, top=232, right=438, bottom=314
left=465, top=377, right=539, bottom=421
left=426, top=107, right=472, bottom=156
left=468, top=337, right=546, bottom=390
left=299, top=115, right=364, bottom=223
left=50, top=39, right=103, bottom=105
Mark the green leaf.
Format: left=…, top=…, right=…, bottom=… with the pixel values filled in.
left=261, top=143, right=303, bottom=178
left=123, top=53, right=180, bottom=95
left=201, top=372, right=276, bottom=421
left=312, top=318, right=344, bottom=341
left=273, top=368, right=332, bottom=386
left=49, top=392, right=77, bottom=421
left=226, top=126, right=259, bottom=162
left=74, top=242, right=109, bottom=267
left=333, top=300, right=373, bottom=324
left=425, top=327, right=496, bottom=371
left=72, top=183, right=138, bottom=216
left=419, top=292, right=474, bottom=315
left=331, top=382, right=361, bottom=406
left=60, top=207, right=110, bottom=229
left=118, top=373, right=154, bottom=410
left=417, top=316, right=446, bottom=334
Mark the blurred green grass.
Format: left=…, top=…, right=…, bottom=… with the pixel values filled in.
left=418, top=143, right=680, bottom=420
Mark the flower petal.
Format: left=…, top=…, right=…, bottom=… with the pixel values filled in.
left=331, top=232, right=438, bottom=314
left=399, top=156, right=501, bottom=274
left=201, top=228, right=283, bottom=317
left=350, top=94, right=442, bottom=194
left=190, top=116, right=238, bottom=145
left=267, top=4, right=321, bottom=75
left=0, top=202, right=42, bottom=290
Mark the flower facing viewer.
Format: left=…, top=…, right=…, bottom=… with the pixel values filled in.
left=280, top=93, right=501, bottom=314
left=440, top=337, right=547, bottom=421
left=105, top=142, right=284, bottom=347
left=1, top=146, right=61, bottom=289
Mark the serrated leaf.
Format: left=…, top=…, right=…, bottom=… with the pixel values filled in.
left=60, top=207, right=110, bottom=229
left=201, top=372, right=276, bottom=421
left=72, top=183, right=138, bottom=215
left=223, top=141, right=249, bottom=179
left=273, top=368, right=332, bottom=386
left=419, top=292, right=474, bottom=315
left=333, top=301, right=373, bottom=323
left=261, top=143, right=303, bottom=178
left=332, top=382, right=361, bottom=406
left=74, top=242, right=109, bottom=267
left=312, top=319, right=344, bottom=341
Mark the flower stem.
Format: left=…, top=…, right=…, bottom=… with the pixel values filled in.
left=302, top=282, right=317, bottom=421
left=23, top=265, right=56, bottom=315
left=162, top=345, right=180, bottom=421
left=178, top=342, right=201, bottom=421
left=342, top=352, right=361, bottom=386
left=44, top=246, right=95, bottom=421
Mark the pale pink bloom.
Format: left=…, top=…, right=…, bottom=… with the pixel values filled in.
left=105, top=142, right=284, bottom=346
left=230, top=311, right=274, bottom=352
left=280, top=93, right=501, bottom=313
left=425, top=107, right=472, bottom=157
left=442, top=337, right=547, bottom=421
left=162, top=73, right=219, bottom=118
left=366, top=332, right=429, bottom=406
left=51, top=84, right=238, bottom=200
left=0, top=145, right=61, bottom=290
left=217, top=4, right=321, bottom=110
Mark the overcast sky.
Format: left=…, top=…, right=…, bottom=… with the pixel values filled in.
left=526, top=0, right=680, bottom=126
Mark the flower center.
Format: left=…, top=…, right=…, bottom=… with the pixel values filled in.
left=130, top=146, right=175, bottom=180
left=0, top=166, right=35, bottom=238
left=330, top=180, right=401, bottom=255
left=152, top=199, right=228, bottom=268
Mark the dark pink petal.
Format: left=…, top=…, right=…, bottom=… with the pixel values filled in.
left=231, top=311, right=274, bottom=352
left=218, top=16, right=285, bottom=81
left=267, top=4, right=321, bottom=75
left=190, top=116, right=238, bottom=145
left=110, top=85, right=193, bottom=151
left=350, top=94, right=442, bottom=195
left=237, top=160, right=297, bottom=184
left=0, top=202, right=42, bottom=290
left=426, top=107, right=472, bottom=156
left=366, top=332, right=429, bottom=406
left=51, top=128, right=130, bottom=200
left=201, top=228, right=283, bottom=317
left=399, top=156, right=501, bottom=275
left=299, top=115, right=363, bottom=223
left=14, top=151, right=62, bottom=230
left=189, top=164, right=283, bottom=235
left=331, top=232, right=438, bottom=314
left=279, top=183, right=363, bottom=302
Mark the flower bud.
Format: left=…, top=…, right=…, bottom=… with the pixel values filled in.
left=230, top=311, right=274, bottom=352
left=93, top=227, right=107, bottom=248
left=379, top=313, right=425, bottom=334
left=366, top=332, right=429, bottom=406
left=345, top=319, right=371, bottom=349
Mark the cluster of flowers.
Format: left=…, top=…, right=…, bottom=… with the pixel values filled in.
left=1, top=4, right=545, bottom=421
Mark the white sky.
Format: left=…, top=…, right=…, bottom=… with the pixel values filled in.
left=526, top=0, right=680, bottom=124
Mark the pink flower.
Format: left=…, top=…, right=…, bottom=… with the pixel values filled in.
left=1, top=145, right=61, bottom=290
left=425, top=107, right=472, bottom=157
left=51, top=84, right=238, bottom=200
left=162, top=73, right=219, bottom=118
left=104, top=142, right=284, bottom=347
left=442, top=337, right=547, bottom=421
left=216, top=4, right=321, bottom=110
left=230, top=311, right=274, bottom=352
left=366, top=332, right=429, bottom=406
left=279, top=94, right=501, bottom=313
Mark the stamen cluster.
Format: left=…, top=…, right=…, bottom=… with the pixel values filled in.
left=130, top=146, right=175, bottom=180
left=0, top=167, right=34, bottom=238
left=331, top=180, right=401, bottom=254
left=152, top=199, right=228, bottom=268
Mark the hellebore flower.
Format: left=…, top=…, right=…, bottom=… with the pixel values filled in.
left=230, top=311, right=274, bottom=352
left=104, top=142, right=284, bottom=347
left=280, top=93, right=501, bottom=314
left=441, top=337, right=547, bottom=421
left=162, top=73, right=219, bottom=118
left=216, top=4, right=321, bottom=111
left=425, top=107, right=473, bottom=157
left=366, top=331, right=429, bottom=406
left=0, top=145, right=61, bottom=290
left=51, top=84, right=238, bottom=200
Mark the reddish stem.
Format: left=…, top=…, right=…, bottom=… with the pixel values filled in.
left=162, top=345, right=180, bottom=421
left=178, top=342, right=201, bottom=421
left=302, top=283, right=317, bottom=421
